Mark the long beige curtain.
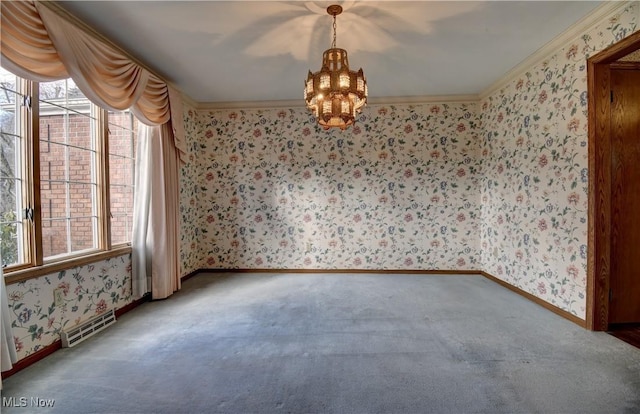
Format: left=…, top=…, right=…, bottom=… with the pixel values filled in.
left=1, top=1, right=185, bottom=300
left=133, top=124, right=181, bottom=299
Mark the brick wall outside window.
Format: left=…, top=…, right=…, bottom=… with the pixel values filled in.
left=108, top=112, right=136, bottom=245
left=39, top=111, right=134, bottom=256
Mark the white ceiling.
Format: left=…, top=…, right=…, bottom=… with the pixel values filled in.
left=56, top=1, right=604, bottom=105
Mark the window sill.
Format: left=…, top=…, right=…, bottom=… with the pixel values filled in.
left=4, top=246, right=132, bottom=285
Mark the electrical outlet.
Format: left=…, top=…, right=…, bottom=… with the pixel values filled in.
left=53, top=288, right=64, bottom=307
left=306, top=242, right=313, bottom=253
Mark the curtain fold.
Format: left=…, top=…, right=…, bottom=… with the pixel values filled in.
left=1, top=253, right=19, bottom=389
left=168, top=86, right=187, bottom=164
left=132, top=124, right=181, bottom=300
left=34, top=3, right=165, bottom=124
left=0, top=0, right=184, bottom=142
left=0, top=0, right=69, bottom=81
left=131, top=124, right=153, bottom=299
left=1, top=1, right=185, bottom=303
left=150, top=123, right=181, bottom=299
left=130, top=74, right=170, bottom=126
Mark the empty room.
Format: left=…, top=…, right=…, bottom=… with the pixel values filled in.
left=1, top=1, right=640, bottom=413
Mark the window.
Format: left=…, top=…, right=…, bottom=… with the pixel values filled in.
left=0, top=66, right=136, bottom=276
left=39, top=78, right=99, bottom=259
left=0, top=70, right=25, bottom=267
left=108, top=110, right=137, bottom=246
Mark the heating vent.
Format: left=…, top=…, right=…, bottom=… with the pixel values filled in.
left=61, top=309, right=116, bottom=348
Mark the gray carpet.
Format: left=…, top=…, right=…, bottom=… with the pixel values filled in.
left=2, top=273, right=640, bottom=414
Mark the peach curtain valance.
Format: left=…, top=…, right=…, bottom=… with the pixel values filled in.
left=1, top=1, right=186, bottom=163
left=0, top=0, right=68, bottom=80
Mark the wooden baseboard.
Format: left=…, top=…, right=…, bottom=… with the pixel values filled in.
left=1, top=293, right=151, bottom=381
left=180, top=268, right=203, bottom=282
left=193, top=268, right=484, bottom=275
left=115, top=293, right=151, bottom=318
left=480, top=271, right=587, bottom=328
left=0, top=340, right=62, bottom=380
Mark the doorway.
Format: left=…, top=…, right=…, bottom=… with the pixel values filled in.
left=609, top=68, right=640, bottom=325
left=587, top=30, right=640, bottom=332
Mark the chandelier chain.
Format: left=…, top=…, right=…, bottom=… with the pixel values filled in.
left=332, top=14, right=337, bottom=49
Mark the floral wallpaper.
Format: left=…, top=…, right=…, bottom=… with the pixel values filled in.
left=6, top=254, right=132, bottom=360
left=194, top=103, right=481, bottom=271
left=480, top=4, right=638, bottom=318
left=5, top=3, right=637, bottom=366
left=179, top=103, right=203, bottom=278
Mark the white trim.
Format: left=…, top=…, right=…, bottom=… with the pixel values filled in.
left=181, top=92, right=198, bottom=110
left=196, top=99, right=305, bottom=110
left=479, top=0, right=632, bottom=100
left=195, top=94, right=479, bottom=111
left=367, top=95, right=478, bottom=106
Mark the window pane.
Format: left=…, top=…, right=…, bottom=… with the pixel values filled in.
left=69, top=146, right=94, bottom=184
left=39, top=79, right=98, bottom=259
left=108, top=110, right=136, bottom=245
left=40, top=142, right=65, bottom=184
left=42, top=218, right=67, bottom=258
left=0, top=222, right=23, bottom=267
left=109, top=158, right=134, bottom=186
left=42, top=217, right=98, bottom=258
left=70, top=217, right=96, bottom=251
left=110, top=185, right=133, bottom=245
left=0, top=68, right=19, bottom=103
left=69, top=183, right=96, bottom=218
left=40, top=181, right=68, bottom=220
left=0, top=67, right=25, bottom=267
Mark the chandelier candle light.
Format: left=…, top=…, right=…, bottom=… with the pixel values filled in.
left=304, top=4, right=368, bottom=130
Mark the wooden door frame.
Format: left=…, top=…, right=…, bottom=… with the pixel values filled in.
left=587, top=30, right=640, bottom=331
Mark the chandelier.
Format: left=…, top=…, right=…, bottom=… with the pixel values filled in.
left=304, top=4, right=368, bottom=130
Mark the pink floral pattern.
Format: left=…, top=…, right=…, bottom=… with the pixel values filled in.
left=179, top=105, right=203, bottom=277
left=480, top=4, right=637, bottom=318
left=195, top=103, right=481, bottom=270
left=6, top=254, right=132, bottom=360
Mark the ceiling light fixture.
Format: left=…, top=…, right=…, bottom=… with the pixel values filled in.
left=304, top=4, right=368, bottom=130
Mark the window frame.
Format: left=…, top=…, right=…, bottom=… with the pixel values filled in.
left=3, top=76, right=133, bottom=285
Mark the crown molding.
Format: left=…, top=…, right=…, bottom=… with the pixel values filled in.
left=181, top=92, right=198, bottom=110
left=196, top=99, right=305, bottom=110
left=194, top=94, right=479, bottom=111
left=367, top=94, right=479, bottom=105
left=479, top=0, right=634, bottom=100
